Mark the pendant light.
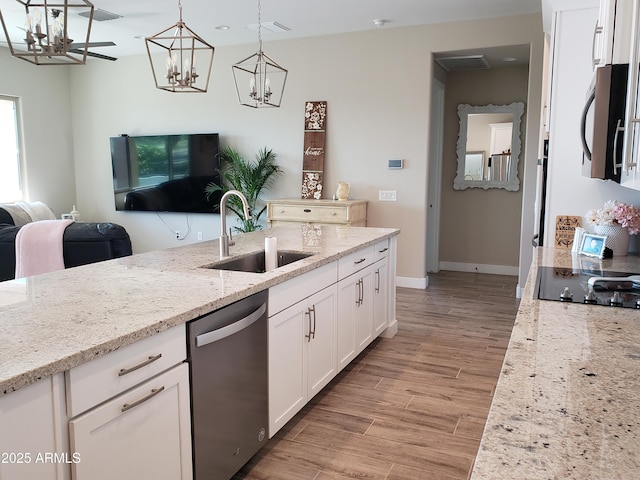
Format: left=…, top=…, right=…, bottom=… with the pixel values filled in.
left=0, top=0, right=94, bottom=65
left=145, top=0, right=214, bottom=93
left=232, top=0, right=287, bottom=108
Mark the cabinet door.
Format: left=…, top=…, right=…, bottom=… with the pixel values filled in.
left=373, top=260, right=389, bottom=337
left=337, top=275, right=358, bottom=370
left=354, top=268, right=374, bottom=353
left=268, top=302, right=306, bottom=437
left=593, top=0, right=616, bottom=68
left=69, top=364, right=192, bottom=480
left=621, top=0, right=640, bottom=189
left=0, top=374, right=69, bottom=480
left=306, top=285, right=337, bottom=399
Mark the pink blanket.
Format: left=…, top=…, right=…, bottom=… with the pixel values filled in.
left=15, top=219, right=73, bottom=279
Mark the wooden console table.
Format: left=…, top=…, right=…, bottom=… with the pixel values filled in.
left=267, top=199, right=367, bottom=227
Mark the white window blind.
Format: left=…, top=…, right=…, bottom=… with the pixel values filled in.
left=0, top=96, right=23, bottom=202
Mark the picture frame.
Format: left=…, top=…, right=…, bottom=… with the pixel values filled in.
left=578, top=233, right=607, bottom=258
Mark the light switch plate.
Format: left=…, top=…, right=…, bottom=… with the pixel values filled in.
left=379, top=190, right=397, bottom=201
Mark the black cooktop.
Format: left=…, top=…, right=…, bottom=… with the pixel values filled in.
left=536, top=266, right=640, bottom=309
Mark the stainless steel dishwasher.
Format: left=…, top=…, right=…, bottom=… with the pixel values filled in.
left=186, top=290, right=268, bottom=480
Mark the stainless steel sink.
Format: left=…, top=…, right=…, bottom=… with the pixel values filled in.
left=202, top=250, right=314, bottom=273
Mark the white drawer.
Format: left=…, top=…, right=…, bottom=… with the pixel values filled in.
left=269, top=262, right=337, bottom=317
left=338, top=245, right=376, bottom=280
left=269, top=204, right=349, bottom=223
left=374, top=239, right=389, bottom=260
left=66, top=324, right=186, bottom=417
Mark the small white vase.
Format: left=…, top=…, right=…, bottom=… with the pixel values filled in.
left=336, top=181, right=350, bottom=201
left=594, top=225, right=630, bottom=256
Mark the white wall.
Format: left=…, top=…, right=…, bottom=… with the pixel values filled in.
left=0, top=48, right=76, bottom=216
left=1, top=13, right=544, bottom=285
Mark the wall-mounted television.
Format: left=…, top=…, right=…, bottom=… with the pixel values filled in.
left=110, top=133, right=222, bottom=214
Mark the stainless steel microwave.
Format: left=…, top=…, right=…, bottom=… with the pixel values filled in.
left=580, top=63, right=629, bottom=182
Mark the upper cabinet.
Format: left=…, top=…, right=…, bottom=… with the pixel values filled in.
left=621, top=0, right=640, bottom=189
left=593, top=0, right=635, bottom=68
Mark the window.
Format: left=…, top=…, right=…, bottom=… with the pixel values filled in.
left=0, top=96, right=23, bottom=202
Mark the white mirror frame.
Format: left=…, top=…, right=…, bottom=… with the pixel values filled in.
left=453, top=102, right=525, bottom=191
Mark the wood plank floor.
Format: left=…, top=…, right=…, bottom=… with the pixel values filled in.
left=234, top=271, right=520, bottom=480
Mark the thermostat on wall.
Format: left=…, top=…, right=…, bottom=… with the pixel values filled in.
left=388, top=159, right=404, bottom=169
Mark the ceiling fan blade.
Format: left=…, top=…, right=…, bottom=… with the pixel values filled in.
left=68, top=48, right=118, bottom=61
left=68, top=41, right=116, bottom=49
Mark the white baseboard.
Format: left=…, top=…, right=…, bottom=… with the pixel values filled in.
left=396, top=276, right=428, bottom=289
left=438, top=262, right=519, bottom=276
left=516, top=284, right=524, bottom=299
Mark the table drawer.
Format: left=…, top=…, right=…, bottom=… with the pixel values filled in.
left=269, top=204, right=349, bottom=223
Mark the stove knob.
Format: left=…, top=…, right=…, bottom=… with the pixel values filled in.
left=584, top=289, right=598, bottom=304
left=610, top=291, right=624, bottom=307
left=560, top=287, right=573, bottom=302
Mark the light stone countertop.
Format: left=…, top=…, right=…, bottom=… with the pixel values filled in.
left=471, top=248, right=640, bottom=479
left=0, top=224, right=399, bottom=397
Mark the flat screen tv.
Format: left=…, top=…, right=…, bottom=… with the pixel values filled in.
left=110, top=133, right=222, bottom=214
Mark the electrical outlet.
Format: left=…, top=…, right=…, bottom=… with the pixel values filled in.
left=197, top=232, right=203, bottom=241
left=378, top=190, right=397, bottom=201
left=175, top=230, right=180, bottom=239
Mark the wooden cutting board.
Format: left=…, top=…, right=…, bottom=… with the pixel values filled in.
left=554, top=215, right=582, bottom=249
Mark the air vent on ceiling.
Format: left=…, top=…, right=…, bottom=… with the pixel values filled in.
left=435, top=54, right=490, bottom=72
left=246, top=21, right=290, bottom=33
left=79, top=9, right=122, bottom=22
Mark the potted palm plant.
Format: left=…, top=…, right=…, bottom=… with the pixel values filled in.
left=205, top=146, right=283, bottom=232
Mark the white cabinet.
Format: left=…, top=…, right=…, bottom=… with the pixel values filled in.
left=593, top=0, right=635, bottom=68
left=68, top=364, right=192, bottom=480
left=373, top=259, right=389, bottom=337
left=337, top=241, right=389, bottom=370
left=621, top=0, right=640, bottom=189
left=0, top=374, right=70, bottom=480
left=268, top=284, right=337, bottom=437
left=66, top=324, right=192, bottom=480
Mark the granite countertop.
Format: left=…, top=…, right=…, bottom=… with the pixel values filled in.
left=0, top=224, right=399, bottom=397
left=472, top=248, right=640, bottom=479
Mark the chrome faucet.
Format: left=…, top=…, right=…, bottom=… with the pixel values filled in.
left=219, top=190, right=251, bottom=258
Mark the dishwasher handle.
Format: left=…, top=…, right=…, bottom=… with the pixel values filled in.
left=195, top=302, right=267, bottom=348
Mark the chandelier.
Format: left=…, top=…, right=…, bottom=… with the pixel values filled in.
left=0, top=0, right=94, bottom=65
left=145, top=0, right=214, bottom=93
left=232, top=0, right=287, bottom=108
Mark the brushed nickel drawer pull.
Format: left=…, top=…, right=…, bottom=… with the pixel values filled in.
left=305, top=308, right=313, bottom=342
left=121, top=386, right=165, bottom=413
left=354, top=258, right=366, bottom=265
left=118, top=353, right=163, bottom=376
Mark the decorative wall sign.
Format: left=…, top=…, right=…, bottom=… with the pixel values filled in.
left=301, top=101, right=327, bottom=199
left=555, top=215, right=582, bottom=249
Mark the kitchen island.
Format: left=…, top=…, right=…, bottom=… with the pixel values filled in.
left=471, top=248, right=640, bottom=479
left=0, top=224, right=398, bottom=396
left=0, top=223, right=399, bottom=480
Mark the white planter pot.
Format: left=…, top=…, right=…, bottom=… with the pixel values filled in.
left=593, top=225, right=630, bottom=256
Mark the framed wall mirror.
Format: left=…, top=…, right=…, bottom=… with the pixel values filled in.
left=453, top=102, right=525, bottom=191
